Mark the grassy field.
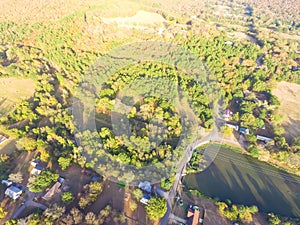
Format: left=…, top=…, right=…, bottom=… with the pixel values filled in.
left=0, top=77, right=35, bottom=115
left=0, top=0, right=144, bottom=23
left=272, top=81, right=300, bottom=141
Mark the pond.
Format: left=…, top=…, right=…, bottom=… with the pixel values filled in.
left=183, top=146, right=300, bottom=217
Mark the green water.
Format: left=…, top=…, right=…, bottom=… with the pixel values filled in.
left=184, top=147, right=300, bottom=217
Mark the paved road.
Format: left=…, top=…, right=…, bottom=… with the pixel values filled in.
left=159, top=104, right=244, bottom=225
left=12, top=186, right=47, bottom=219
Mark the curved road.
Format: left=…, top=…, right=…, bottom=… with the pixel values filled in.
left=159, top=105, right=244, bottom=225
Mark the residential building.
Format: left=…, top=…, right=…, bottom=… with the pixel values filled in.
left=42, top=182, right=61, bottom=201
left=5, top=185, right=22, bottom=200
left=256, top=135, right=273, bottom=143
left=187, top=205, right=200, bottom=225
left=138, top=181, right=152, bottom=193
left=140, top=194, right=152, bottom=205
left=31, top=165, right=44, bottom=176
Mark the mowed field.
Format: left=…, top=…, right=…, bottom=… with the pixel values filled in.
left=0, top=77, right=35, bottom=116
left=272, top=81, right=300, bottom=141
left=0, top=0, right=143, bottom=23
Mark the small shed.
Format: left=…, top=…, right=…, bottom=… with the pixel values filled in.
left=1, top=180, right=12, bottom=186
left=239, top=127, right=249, bottom=135
left=5, top=185, right=22, bottom=200
left=223, top=109, right=233, bottom=121
left=225, top=123, right=239, bottom=131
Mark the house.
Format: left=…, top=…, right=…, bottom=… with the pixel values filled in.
left=5, top=185, right=22, bottom=200
left=1, top=180, right=12, bottom=186
left=0, top=135, right=8, bottom=145
left=225, top=123, right=239, bottom=131
left=187, top=205, right=200, bottom=225
left=140, top=194, right=152, bottom=205
left=30, top=159, right=41, bottom=167
left=42, top=182, right=61, bottom=201
left=222, top=109, right=233, bottom=121
left=239, top=127, right=249, bottom=135
left=31, top=165, right=44, bottom=176
left=256, top=135, right=273, bottom=143
left=138, top=181, right=152, bottom=193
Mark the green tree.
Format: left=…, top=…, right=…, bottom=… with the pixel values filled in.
left=16, top=137, right=37, bottom=151
left=61, top=192, right=74, bottom=204
left=132, top=188, right=143, bottom=200
left=0, top=206, right=7, bottom=219
left=145, top=197, right=167, bottom=220
left=58, top=157, right=71, bottom=171
left=29, top=170, right=59, bottom=192
left=268, top=213, right=281, bottom=225
left=129, top=200, right=137, bottom=211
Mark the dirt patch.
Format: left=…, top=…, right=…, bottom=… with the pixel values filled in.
left=272, top=81, right=300, bottom=141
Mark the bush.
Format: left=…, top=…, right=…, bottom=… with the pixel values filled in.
left=61, top=192, right=74, bottom=204
left=145, top=197, right=167, bottom=220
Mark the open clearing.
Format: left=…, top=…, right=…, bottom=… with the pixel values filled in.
left=101, top=10, right=166, bottom=28
left=272, top=81, right=300, bottom=141
left=0, top=0, right=143, bottom=23
left=0, top=77, right=35, bottom=114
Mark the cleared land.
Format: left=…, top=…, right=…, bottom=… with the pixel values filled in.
left=101, top=10, right=166, bottom=29
left=272, top=81, right=300, bottom=141
left=0, top=77, right=35, bottom=115
left=0, top=0, right=143, bottom=23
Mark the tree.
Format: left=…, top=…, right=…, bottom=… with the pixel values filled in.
left=85, top=212, right=97, bottom=225
left=268, top=213, right=281, bottom=225
left=70, top=208, right=83, bottom=225
left=16, top=137, right=37, bottom=151
left=145, top=197, right=167, bottom=220
left=132, top=188, right=143, bottom=200
left=61, top=192, right=74, bottom=205
left=0, top=206, right=7, bottom=219
left=8, top=172, right=23, bottom=183
left=43, top=204, right=65, bottom=224
left=58, top=157, right=71, bottom=171
left=292, top=136, right=300, bottom=152
left=129, top=200, right=137, bottom=211
left=28, top=170, right=59, bottom=192
left=249, top=145, right=259, bottom=158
